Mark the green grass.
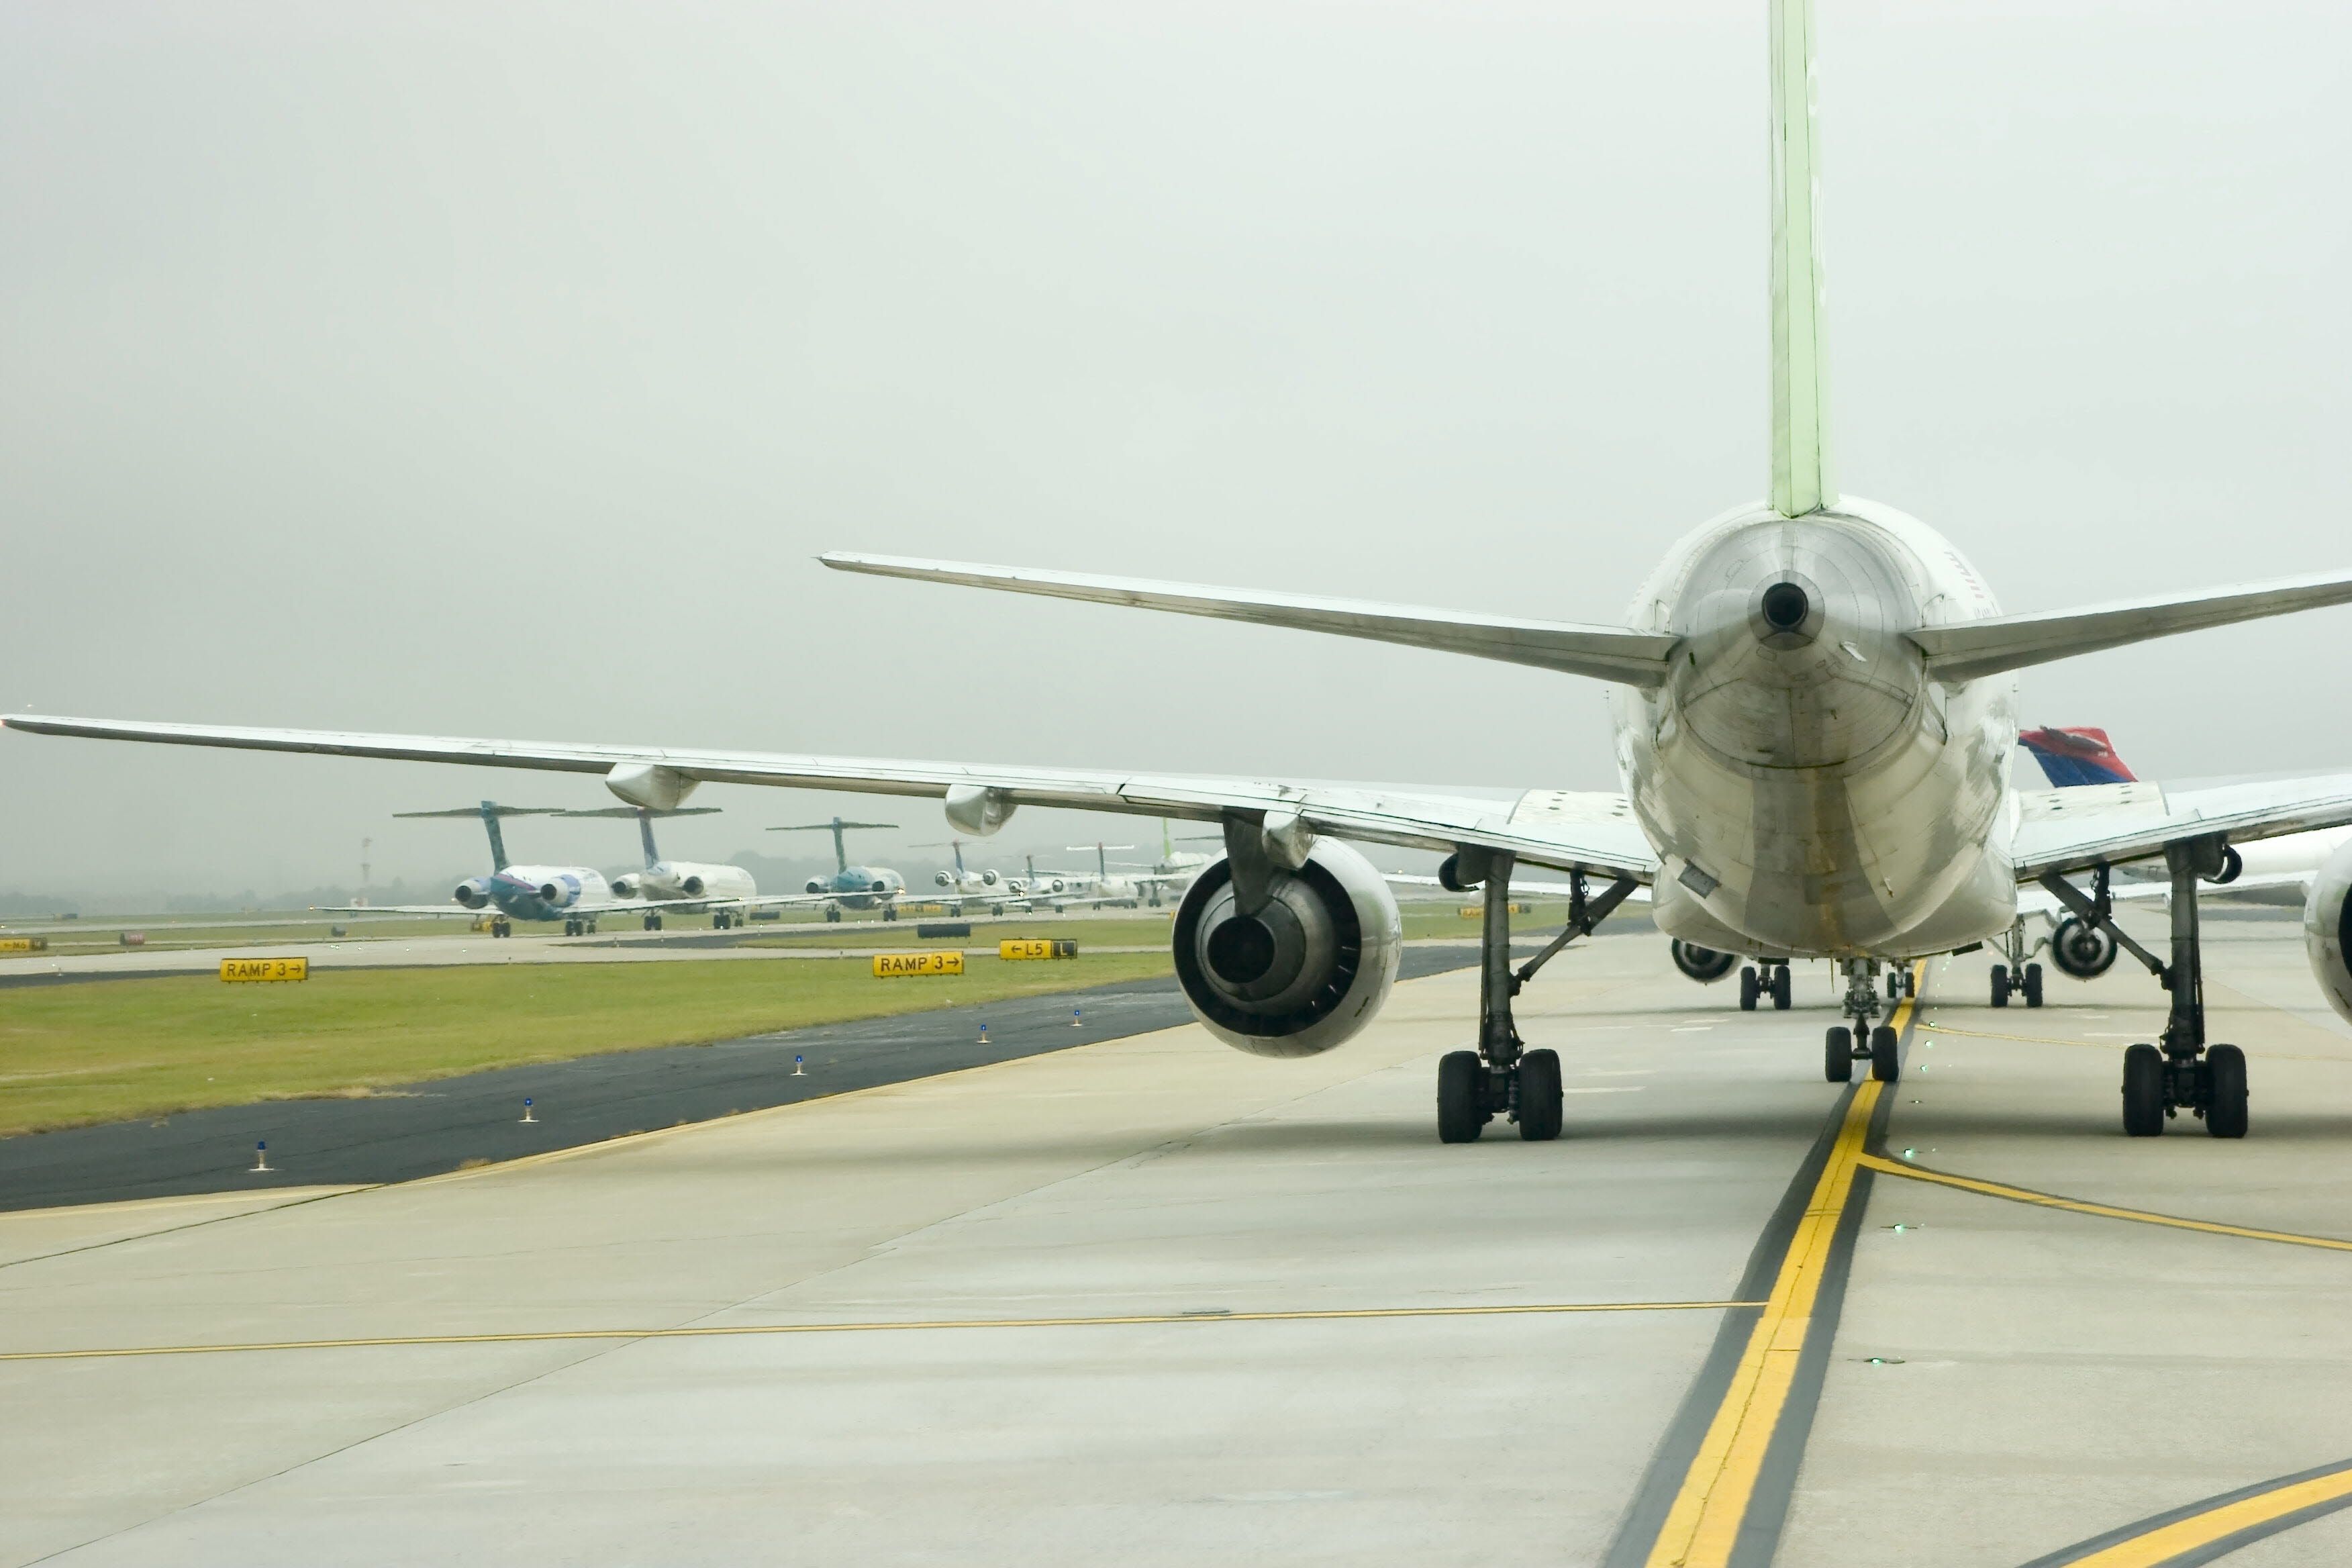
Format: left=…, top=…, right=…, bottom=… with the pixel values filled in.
left=0, top=952, right=1171, bottom=1137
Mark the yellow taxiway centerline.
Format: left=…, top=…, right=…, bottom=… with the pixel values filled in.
left=0, top=1297, right=1761, bottom=1363
left=2025, top=1459, right=2352, bottom=1567
left=1859, top=1154, right=2352, bottom=1253
left=1641, top=975, right=1918, bottom=1568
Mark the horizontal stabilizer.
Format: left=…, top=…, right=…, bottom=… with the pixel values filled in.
left=1911, top=568, right=2352, bottom=682
left=820, top=553, right=1679, bottom=687
left=393, top=804, right=561, bottom=819
left=552, top=807, right=721, bottom=818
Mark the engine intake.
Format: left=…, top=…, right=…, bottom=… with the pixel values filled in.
left=1670, top=940, right=1738, bottom=982
left=453, top=879, right=492, bottom=910
left=1172, top=839, right=1401, bottom=1058
left=2306, top=839, right=2352, bottom=1028
left=681, top=875, right=704, bottom=896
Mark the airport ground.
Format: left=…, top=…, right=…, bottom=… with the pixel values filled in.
left=3, top=906, right=2349, bottom=1565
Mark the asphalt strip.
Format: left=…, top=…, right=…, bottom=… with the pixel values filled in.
left=0, top=947, right=1477, bottom=1213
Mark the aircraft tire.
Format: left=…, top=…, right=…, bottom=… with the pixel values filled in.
left=1771, top=965, right=1792, bottom=1010
left=2022, top=962, right=2045, bottom=1008
left=2122, top=1044, right=2165, bottom=1137
left=1738, top=967, right=1759, bottom=1011
left=1990, top=964, right=2010, bottom=1008
left=1436, top=1051, right=1486, bottom=1144
left=2205, top=1045, right=2248, bottom=1138
left=1824, top=1026, right=1853, bottom=1083
left=1870, top=1024, right=1900, bottom=1081
left=1517, top=1050, right=1563, bottom=1142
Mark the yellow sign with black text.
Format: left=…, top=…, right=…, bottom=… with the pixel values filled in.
left=999, top=939, right=1078, bottom=961
left=0, top=937, right=47, bottom=953
left=219, top=957, right=309, bottom=983
left=872, top=950, right=964, bottom=978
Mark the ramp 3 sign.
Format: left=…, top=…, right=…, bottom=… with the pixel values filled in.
left=219, top=957, right=309, bottom=983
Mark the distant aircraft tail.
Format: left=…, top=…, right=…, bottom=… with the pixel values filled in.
left=553, top=805, right=720, bottom=867
left=2018, top=727, right=2137, bottom=789
left=393, top=801, right=562, bottom=872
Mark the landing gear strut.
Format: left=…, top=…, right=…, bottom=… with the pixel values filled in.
left=1436, top=856, right=1634, bottom=1144
left=1988, top=920, right=2044, bottom=1008
left=1737, top=961, right=1792, bottom=1012
left=2041, top=841, right=2247, bottom=1138
left=1823, top=959, right=1901, bottom=1084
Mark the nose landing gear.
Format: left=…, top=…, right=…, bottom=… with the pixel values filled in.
left=1824, top=959, right=1902, bottom=1083
left=1434, top=855, right=1636, bottom=1144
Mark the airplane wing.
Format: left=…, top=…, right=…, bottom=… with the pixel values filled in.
left=2012, top=775, right=2352, bottom=881
left=312, top=904, right=489, bottom=918
left=2, top=716, right=1661, bottom=884
left=1383, top=871, right=1652, bottom=902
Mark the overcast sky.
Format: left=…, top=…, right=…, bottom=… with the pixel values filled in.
left=4, top=1, right=2349, bottom=903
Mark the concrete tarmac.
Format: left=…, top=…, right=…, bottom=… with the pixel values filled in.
left=4, top=916, right=2350, bottom=1566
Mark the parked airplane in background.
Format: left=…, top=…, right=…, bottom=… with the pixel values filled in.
left=17, top=0, right=2352, bottom=1143
left=771, top=818, right=907, bottom=922
left=922, top=839, right=1006, bottom=914
left=325, top=802, right=714, bottom=937
left=552, top=805, right=761, bottom=929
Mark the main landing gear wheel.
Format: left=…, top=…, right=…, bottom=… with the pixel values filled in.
left=1824, top=1026, right=1854, bottom=1083
left=1437, top=1050, right=1488, bottom=1144
left=882, top=906, right=899, bottom=922
left=1869, top=1024, right=1900, bottom=1082
left=1738, top=966, right=1760, bottom=1011
left=2121, top=1043, right=2165, bottom=1137
left=1771, top=964, right=1792, bottom=1010
left=2021, top=961, right=2045, bottom=1008
left=2205, top=1044, right=2249, bottom=1138
left=1990, top=963, right=2011, bottom=1008
left=824, top=907, right=842, bottom=923
left=1517, top=1048, right=1563, bottom=1142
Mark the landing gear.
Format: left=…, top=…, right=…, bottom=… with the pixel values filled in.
left=1832, top=959, right=1896, bottom=1080
left=2021, top=962, right=2043, bottom=1008
left=881, top=905, right=899, bottom=923
left=824, top=906, right=842, bottom=923
left=1771, top=963, right=1792, bottom=1010
left=563, top=917, right=581, bottom=936
left=1990, top=922, right=2044, bottom=1008
left=491, top=917, right=511, bottom=938
left=1739, top=966, right=1761, bottom=1011
left=1740, top=961, right=1791, bottom=1012
left=1824, top=1026, right=1853, bottom=1083
left=1991, top=963, right=2010, bottom=1008
left=2058, top=837, right=2251, bottom=1138
left=642, top=914, right=664, bottom=932
left=1428, top=852, right=1634, bottom=1143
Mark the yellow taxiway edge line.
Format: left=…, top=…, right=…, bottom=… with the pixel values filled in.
left=0, top=1298, right=1762, bottom=1363
left=1643, top=976, right=1917, bottom=1568
left=1857, top=1154, right=2352, bottom=1253
left=2028, top=1459, right=2352, bottom=1567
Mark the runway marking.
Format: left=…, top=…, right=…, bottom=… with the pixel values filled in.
left=1858, top=1155, right=2352, bottom=1253
left=2016, top=1455, right=2352, bottom=1567
left=0, top=1299, right=1761, bottom=1363
left=1634, top=966, right=1921, bottom=1568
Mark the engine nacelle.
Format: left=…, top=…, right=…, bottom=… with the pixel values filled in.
left=2050, top=916, right=2118, bottom=979
left=935, top=870, right=954, bottom=888
left=1669, top=940, right=1738, bottom=982
left=1172, top=839, right=1402, bottom=1058
left=981, top=869, right=999, bottom=887
left=453, top=878, right=493, bottom=910
left=681, top=875, right=704, bottom=896
left=2305, top=839, right=2352, bottom=1028
left=611, top=875, right=640, bottom=899
left=805, top=878, right=828, bottom=895
left=536, top=877, right=579, bottom=908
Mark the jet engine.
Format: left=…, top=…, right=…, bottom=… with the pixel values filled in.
left=1670, top=940, right=1738, bottom=982
left=536, top=877, right=579, bottom=908
left=805, top=878, right=828, bottom=895
left=2049, top=916, right=2118, bottom=979
left=2305, top=838, right=2352, bottom=1028
left=611, top=875, right=640, bottom=898
left=934, top=870, right=954, bottom=887
left=680, top=875, right=704, bottom=896
left=1171, top=838, right=1402, bottom=1059
left=452, top=878, right=493, bottom=910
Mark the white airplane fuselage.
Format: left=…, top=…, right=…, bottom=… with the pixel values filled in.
left=616, top=861, right=756, bottom=903
left=1610, top=497, right=2020, bottom=961
left=477, top=865, right=618, bottom=923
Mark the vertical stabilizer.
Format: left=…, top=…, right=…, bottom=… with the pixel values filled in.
left=479, top=801, right=509, bottom=871
left=637, top=810, right=660, bottom=869
left=1768, top=0, right=1835, bottom=518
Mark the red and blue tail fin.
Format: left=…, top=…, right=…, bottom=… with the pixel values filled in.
left=2018, top=726, right=2137, bottom=789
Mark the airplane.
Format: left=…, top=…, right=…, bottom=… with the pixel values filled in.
left=321, top=801, right=718, bottom=937
left=2013, top=728, right=2352, bottom=990
left=771, top=818, right=908, bottom=922
left=1060, top=842, right=1150, bottom=908
left=16, top=0, right=2352, bottom=1144
left=920, top=838, right=1008, bottom=914
left=551, top=805, right=763, bottom=929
